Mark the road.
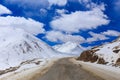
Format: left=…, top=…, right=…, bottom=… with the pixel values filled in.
left=1, top=57, right=119, bottom=80
left=37, top=58, right=104, bottom=80
left=75, top=60, right=120, bottom=80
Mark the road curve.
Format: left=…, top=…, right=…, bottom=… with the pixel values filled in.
left=37, top=58, right=104, bottom=80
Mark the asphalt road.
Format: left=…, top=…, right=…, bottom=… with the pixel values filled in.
left=37, top=58, right=104, bottom=80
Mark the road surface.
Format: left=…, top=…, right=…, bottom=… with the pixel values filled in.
left=2, top=57, right=119, bottom=80
left=37, top=58, right=104, bottom=80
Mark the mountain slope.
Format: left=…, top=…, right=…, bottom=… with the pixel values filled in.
left=0, top=27, right=64, bottom=71
left=78, top=37, right=120, bottom=66
left=53, top=42, right=85, bottom=56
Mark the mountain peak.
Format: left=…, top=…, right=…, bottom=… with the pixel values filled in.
left=0, top=27, right=63, bottom=71
left=53, top=41, right=85, bottom=56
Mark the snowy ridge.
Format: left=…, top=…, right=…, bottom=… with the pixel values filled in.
left=53, top=42, right=85, bottom=56
left=0, top=27, right=67, bottom=71
left=94, top=39, right=120, bottom=64
left=78, top=37, right=120, bottom=65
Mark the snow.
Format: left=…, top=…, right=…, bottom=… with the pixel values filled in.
left=0, top=58, right=58, bottom=80
left=74, top=57, right=120, bottom=74
left=15, top=59, right=46, bottom=72
left=53, top=41, right=85, bottom=56
left=0, top=27, right=71, bottom=71
left=93, top=39, right=120, bottom=64
left=75, top=60, right=120, bottom=80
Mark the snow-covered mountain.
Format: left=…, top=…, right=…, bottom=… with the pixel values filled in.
left=0, top=27, right=64, bottom=71
left=53, top=42, right=85, bottom=56
left=78, top=37, right=120, bottom=66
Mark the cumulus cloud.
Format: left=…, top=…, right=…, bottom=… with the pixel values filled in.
left=45, top=30, right=119, bottom=44
left=78, top=0, right=106, bottom=10
left=48, top=0, right=67, bottom=6
left=45, top=30, right=120, bottom=44
left=5, top=0, right=68, bottom=17
left=86, top=32, right=109, bottom=43
left=50, top=7, right=109, bottom=33
left=56, top=9, right=68, bottom=15
left=79, top=0, right=94, bottom=8
left=5, top=0, right=49, bottom=8
left=5, top=0, right=50, bottom=18
left=5, top=0, right=67, bottom=8
left=102, top=30, right=120, bottom=36
left=45, top=31, right=85, bottom=43
left=85, top=30, right=120, bottom=43
left=0, top=16, right=45, bottom=35
left=0, top=4, right=12, bottom=15
left=79, top=0, right=89, bottom=3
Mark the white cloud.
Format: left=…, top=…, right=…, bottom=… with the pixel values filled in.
left=0, top=16, right=45, bottom=35
left=79, top=0, right=92, bottom=8
left=45, top=31, right=85, bottom=43
left=78, top=0, right=106, bottom=10
left=86, top=32, right=109, bottom=43
left=79, top=0, right=89, bottom=3
left=40, top=8, right=47, bottom=14
left=48, top=0, right=67, bottom=6
left=102, top=30, right=120, bottom=36
left=0, top=4, right=12, bottom=15
left=50, top=7, right=109, bottom=33
left=56, top=9, right=68, bottom=14
left=86, top=30, right=120, bottom=43
left=5, top=0, right=67, bottom=8
left=5, top=0, right=49, bottom=8
left=39, top=8, right=48, bottom=16
left=45, top=30, right=117, bottom=44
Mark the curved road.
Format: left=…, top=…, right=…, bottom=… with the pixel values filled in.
left=37, top=58, right=104, bottom=80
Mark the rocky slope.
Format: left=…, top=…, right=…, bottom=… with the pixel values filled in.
left=78, top=37, right=120, bottom=66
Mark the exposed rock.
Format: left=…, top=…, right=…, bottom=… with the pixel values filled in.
left=77, top=49, right=107, bottom=64
left=112, top=45, right=120, bottom=53
left=116, top=58, right=120, bottom=66
left=0, top=59, right=41, bottom=75
left=77, top=50, right=94, bottom=62
left=113, top=49, right=120, bottom=53
left=91, top=55, right=98, bottom=63
left=0, top=66, right=19, bottom=75
left=78, top=50, right=100, bottom=63
left=77, top=36, right=120, bottom=66
left=97, top=58, right=107, bottom=64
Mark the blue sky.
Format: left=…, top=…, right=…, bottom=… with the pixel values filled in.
left=0, top=0, right=120, bottom=47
